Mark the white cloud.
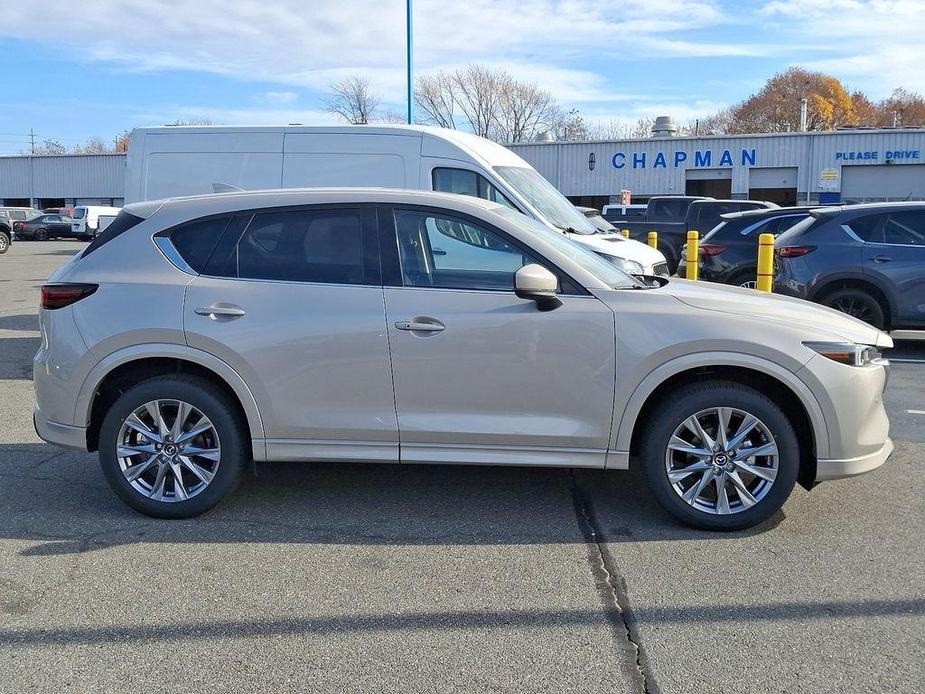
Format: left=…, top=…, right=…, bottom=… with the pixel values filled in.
left=0, top=0, right=766, bottom=109
left=759, top=0, right=925, bottom=96
left=132, top=105, right=340, bottom=127
left=261, top=91, right=298, bottom=106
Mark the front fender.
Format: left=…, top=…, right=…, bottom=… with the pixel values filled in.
left=608, top=351, right=829, bottom=469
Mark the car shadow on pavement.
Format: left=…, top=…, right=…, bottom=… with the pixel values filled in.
left=2, top=597, right=923, bottom=649
left=0, top=314, right=39, bottom=332
left=1, top=442, right=783, bottom=555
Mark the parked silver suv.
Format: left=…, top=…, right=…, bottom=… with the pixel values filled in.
left=34, top=189, right=893, bottom=530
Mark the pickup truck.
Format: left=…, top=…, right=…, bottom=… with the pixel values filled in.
left=617, top=196, right=777, bottom=272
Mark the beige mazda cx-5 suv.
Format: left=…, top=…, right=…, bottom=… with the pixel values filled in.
left=34, top=189, right=893, bottom=530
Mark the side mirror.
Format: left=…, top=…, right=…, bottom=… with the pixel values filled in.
left=515, top=264, right=562, bottom=311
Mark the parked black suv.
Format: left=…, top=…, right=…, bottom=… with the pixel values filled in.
left=620, top=196, right=776, bottom=271
left=677, top=207, right=814, bottom=287
left=774, top=202, right=925, bottom=330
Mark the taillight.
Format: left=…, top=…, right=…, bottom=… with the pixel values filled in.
left=699, top=244, right=727, bottom=256
left=776, top=246, right=817, bottom=258
left=41, top=284, right=98, bottom=310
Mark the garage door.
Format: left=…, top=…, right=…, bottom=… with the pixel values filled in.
left=841, top=164, right=925, bottom=202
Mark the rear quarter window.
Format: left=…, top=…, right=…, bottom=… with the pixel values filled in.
left=81, top=211, right=145, bottom=257
left=161, top=216, right=232, bottom=272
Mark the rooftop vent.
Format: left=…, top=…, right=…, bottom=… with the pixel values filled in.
left=534, top=131, right=556, bottom=142
left=652, top=116, right=679, bottom=138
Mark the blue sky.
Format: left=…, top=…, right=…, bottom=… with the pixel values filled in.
left=1, top=0, right=923, bottom=154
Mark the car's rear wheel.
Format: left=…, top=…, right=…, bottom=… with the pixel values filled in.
left=0, top=232, right=9, bottom=254
left=35, top=228, right=48, bottom=241
left=727, top=269, right=758, bottom=289
left=820, top=287, right=886, bottom=329
left=98, top=376, right=247, bottom=518
left=640, top=381, right=800, bottom=531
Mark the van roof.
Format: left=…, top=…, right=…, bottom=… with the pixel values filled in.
left=130, top=123, right=529, bottom=168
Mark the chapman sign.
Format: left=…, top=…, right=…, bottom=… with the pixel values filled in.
left=611, top=148, right=758, bottom=170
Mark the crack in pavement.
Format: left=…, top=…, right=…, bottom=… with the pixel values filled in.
left=569, top=471, right=660, bottom=694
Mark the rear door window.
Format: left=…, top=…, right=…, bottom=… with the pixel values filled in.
left=232, top=208, right=375, bottom=285
left=880, top=211, right=925, bottom=246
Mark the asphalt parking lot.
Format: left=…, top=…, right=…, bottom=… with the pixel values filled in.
left=1, top=240, right=923, bottom=694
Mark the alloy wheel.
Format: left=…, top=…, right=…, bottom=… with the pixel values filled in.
left=116, top=399, right=221, bottom=502
left=664, top=406, right=778, bottom=515
left=830, top=295, right=875, bottom=323
left=0, top=235, right=8, bottom=253
left=738, top=280, right=758, bottom=289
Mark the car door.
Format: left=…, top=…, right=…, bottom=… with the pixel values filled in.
left=862, top=209, right=925, bottom=325
left=50, top=215, right=71, bottom=236
left=183, top=205, right=399, bottom=462
left=379, top=205, right=616, bottom=468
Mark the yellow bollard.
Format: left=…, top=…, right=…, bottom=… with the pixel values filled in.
left=685, top=230, right=699, bottom=281
left=647, top=231, right=658, bottom=249
left=757, top=232, right=774, bottom=292
left=621, top=228, right=630, bottom=238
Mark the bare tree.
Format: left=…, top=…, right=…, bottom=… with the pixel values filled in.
left=452, top=65, right=505, bottom=138
left=415, top=71, right=457, bottom=128
left=324, top=75, right=381, bottom=125
left=165, top=118, right=214, bottom=126
left=493, top=76, right=559, bottom=143
left=32, top=139, right=67, bottom=155
left=552, top=108, right=590, bottom=141
left=73, top=136, right=110, bottom=154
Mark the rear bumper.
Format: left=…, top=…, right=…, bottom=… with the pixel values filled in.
left=815, top=438, right=893, bottom=481
left=33, top=408, right=87, bottom=450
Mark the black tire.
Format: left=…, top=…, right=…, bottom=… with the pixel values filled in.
left=0, top=232, right=9, bottom=254
left=820, top=287, right=886, bottom=330
left=35, top=228, right=48, bottom=241
left=640, top=381, right=800, bottom=531
left=726, top=268, right=758, bottom=289
left=98, top=375, right=248, bottom=518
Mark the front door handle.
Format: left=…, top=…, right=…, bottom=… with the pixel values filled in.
left=874, top=255, right=892, bottom=263
left=195, top=304, right=246, bottom=320
left=394, top=318, right=445, bottom=333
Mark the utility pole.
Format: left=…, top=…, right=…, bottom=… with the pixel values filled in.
left=30, top=127, right=35, bottom=155
left=406, top=0, right=413, bottom=124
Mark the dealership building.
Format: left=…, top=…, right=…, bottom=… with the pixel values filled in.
left=0, top=153, right=125, bottom=209
left=509, top=125, right=925, bottom=209
left=1, top=126, right=924, bottom=210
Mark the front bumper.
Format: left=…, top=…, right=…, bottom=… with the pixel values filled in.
left=34, top=408, right=87, bottom=450
left=816, top=438, right=893, bottom=480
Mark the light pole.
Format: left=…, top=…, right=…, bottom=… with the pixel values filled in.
left=406, top=0, right=413, bottom=124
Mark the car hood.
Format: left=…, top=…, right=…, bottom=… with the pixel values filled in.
left=664, top=279, right=892, bottom=347
left=568, top=232, right=667, bottom=266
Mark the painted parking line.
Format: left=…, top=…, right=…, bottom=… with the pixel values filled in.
left=889, top=358, right=925, bottom=364
left=907, top=410, right=925, bottom=416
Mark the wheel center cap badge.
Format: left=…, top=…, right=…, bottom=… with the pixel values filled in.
left=713, top=453, right=728, bottom=465
left=163, top=444, right=177, bottom=456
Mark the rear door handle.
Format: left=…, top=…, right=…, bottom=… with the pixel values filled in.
left=195, top=304, right=246, bottom=319
left=874, top=255, right=892, bottom=263
left=394, top=318, right=445, bottom=333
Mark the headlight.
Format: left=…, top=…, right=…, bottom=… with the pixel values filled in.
left=804, top=342, right=883, bottom=366
left=595, top=252, right=644, bottom=275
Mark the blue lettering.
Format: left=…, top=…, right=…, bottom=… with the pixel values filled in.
left=836, top=152, right=844, bottom=160
left=872, top=151, right=879, bottom=159
left=632, top=152, right=647, bottom=169
left=719, top=149, right=734, bottom=167
left=674, top=151, right=688, bottom=168
left=653, top=152, right=667, bottom=168
left=741, top=148, right=757, bottom=166
left=612, top=152, right=626, bottom=169
left=694, top=150, right=712, bottom=167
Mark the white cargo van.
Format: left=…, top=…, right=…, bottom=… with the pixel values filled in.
left=126, top=125, right=667, bottom=276
left=71, top=205, right=122, bottom=239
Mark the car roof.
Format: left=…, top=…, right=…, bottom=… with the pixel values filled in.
left=124, top=187, right=510, bottom=222
left=809, top=200, right=925, bottom=216
left=721, top=206, right=816, bottom=220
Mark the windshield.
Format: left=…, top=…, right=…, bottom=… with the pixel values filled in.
left=73, top=208, right=87, bottom=219
left=493, top=207, right=642, bottom=290
left=494, top=166, right=599, bottom=235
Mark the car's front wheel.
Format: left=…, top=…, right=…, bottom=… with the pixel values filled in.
left=35, top=228, right=48, bottom=241
left=640, top=381, right=800, bottom=531
left=98, top=376, right=248, bottom=518
left=0, top=232, right=9, bottom=254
